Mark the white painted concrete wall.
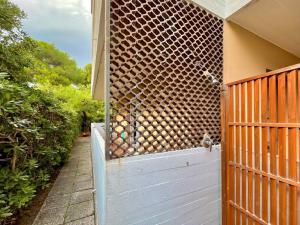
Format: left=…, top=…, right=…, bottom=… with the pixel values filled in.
left=91, top=123, right=106, bottom=225
left=91, top=124, right=221, bottom=225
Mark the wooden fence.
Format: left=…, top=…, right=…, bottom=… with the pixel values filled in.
left=223, top=64, right=300, bottom=225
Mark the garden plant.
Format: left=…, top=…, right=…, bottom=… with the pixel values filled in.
left=0, top=0, right=103, bottom=221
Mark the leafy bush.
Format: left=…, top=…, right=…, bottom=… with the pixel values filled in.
left=38, top=84, right=104, bottom=125
left=27, top=41, right=105, bottom=130
left=30, top=45, right=104, bottom=131
left=0, top=75, right=80, bottom=220
left=0, top=1, right=104, bottom=221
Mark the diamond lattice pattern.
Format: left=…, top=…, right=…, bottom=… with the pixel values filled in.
left=109, top=0, right=223, bottom=158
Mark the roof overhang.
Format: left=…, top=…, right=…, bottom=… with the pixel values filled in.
left=91, top=0, right=106, bottom=100
left=228, top=0, right=300, bottom=58
left=191, top=0, right=253, bottom=19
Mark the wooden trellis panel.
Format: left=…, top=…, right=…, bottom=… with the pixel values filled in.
left=224, top=64, right=300, bottom=225
left=109, top=0, right=223, bottom=158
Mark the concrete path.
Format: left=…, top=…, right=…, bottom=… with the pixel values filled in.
left=33, top=137, right=95, bottom=225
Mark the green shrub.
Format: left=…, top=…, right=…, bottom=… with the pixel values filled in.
left=0, top=75, right=80, bottom=220
left=29, top=41, right=105, bottom=129
left=0, top=1, right=104, bottom=221
left=38, top=83, right=105, bottom=126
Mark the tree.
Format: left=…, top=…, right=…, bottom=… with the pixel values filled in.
left=27, top=42, right=104, bottom=130
left=0, top=0, right=35, bottom=82
left=0, top=0, right=24, bottom=31
left=29, top=41, right=86, bottom=85
left=82, top=63, right=92, bottom=86
left=26, top=41, right=104, bottom=129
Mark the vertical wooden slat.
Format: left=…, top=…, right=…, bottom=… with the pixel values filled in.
left=269, top=75, right=277, bottom=225
left=288, top=71, right=297, bottom=122
left=241, top=83, right=246, bottom=122
left=278, top=129, right=286, bottom=225
left=228, top=86, right=235, bottom=225
left=228, top=127, right=235, bottom=225
left=278, top=73, right=287, bottom=225
left=261, top=78, right=268, bottom=223
left=235, top=84, right=241, bottom=225
left=254, top=79, right=260, bottom=224
left=241, top=83, right=246, bottom=225
left=222, top=85, right=229, bottom=225
left=298, top=70, right=300, bottom=184
left=247, top=81, right=253, bottom=122
left=287, top=70, right=297, bottom=225
left=247, top=81, right=253, bottom=225
left=288, top=129, right=297, bottom=224
left=241, top=126, right=247, bottom=225
left=261, top=78, right=268, bottom=123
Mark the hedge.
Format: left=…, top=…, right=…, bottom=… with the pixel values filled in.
left=0, top=75, right=80, bottom=220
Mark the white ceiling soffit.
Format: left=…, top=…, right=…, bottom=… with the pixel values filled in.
left=191, top=0, right=252, bottom=19
left=224, top=0, right=253, bottom=17
left=91, top=0, right=105, bottom=100
left=229, top=0, right=300, bottom=58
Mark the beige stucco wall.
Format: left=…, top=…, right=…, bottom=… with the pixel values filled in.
left=224, top=21, right=300, bottom=84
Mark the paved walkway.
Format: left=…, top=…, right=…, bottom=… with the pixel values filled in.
left=33, top=137, right=95, bottom=225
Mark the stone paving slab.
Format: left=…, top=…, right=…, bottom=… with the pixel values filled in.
left=74, top=179, right=93, bottom=192
left=65, top=216, right=95, bottom=225
left=43, top=194, right=70, bottom=210
left=71, top=190, right=93, bottom=205
left=33, top=207, right=67, bottom=225
left=75, top=174, right=92, bottom=183
left=65, top=200, right=94, bottom=223
left=33, top=137, right=95, bottom=225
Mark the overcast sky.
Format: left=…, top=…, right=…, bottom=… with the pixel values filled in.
left=11, top=0, right=92, bottom=67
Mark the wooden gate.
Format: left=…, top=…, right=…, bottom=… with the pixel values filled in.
left=222, top=64, right=300, bottom=225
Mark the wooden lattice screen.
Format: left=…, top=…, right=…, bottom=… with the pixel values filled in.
left=224, top=64, right=300, bottom=225
left=109, top=0, right=223, bottom=158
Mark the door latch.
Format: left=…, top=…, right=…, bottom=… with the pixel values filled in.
left=202, top=133, right=213, bottom=152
